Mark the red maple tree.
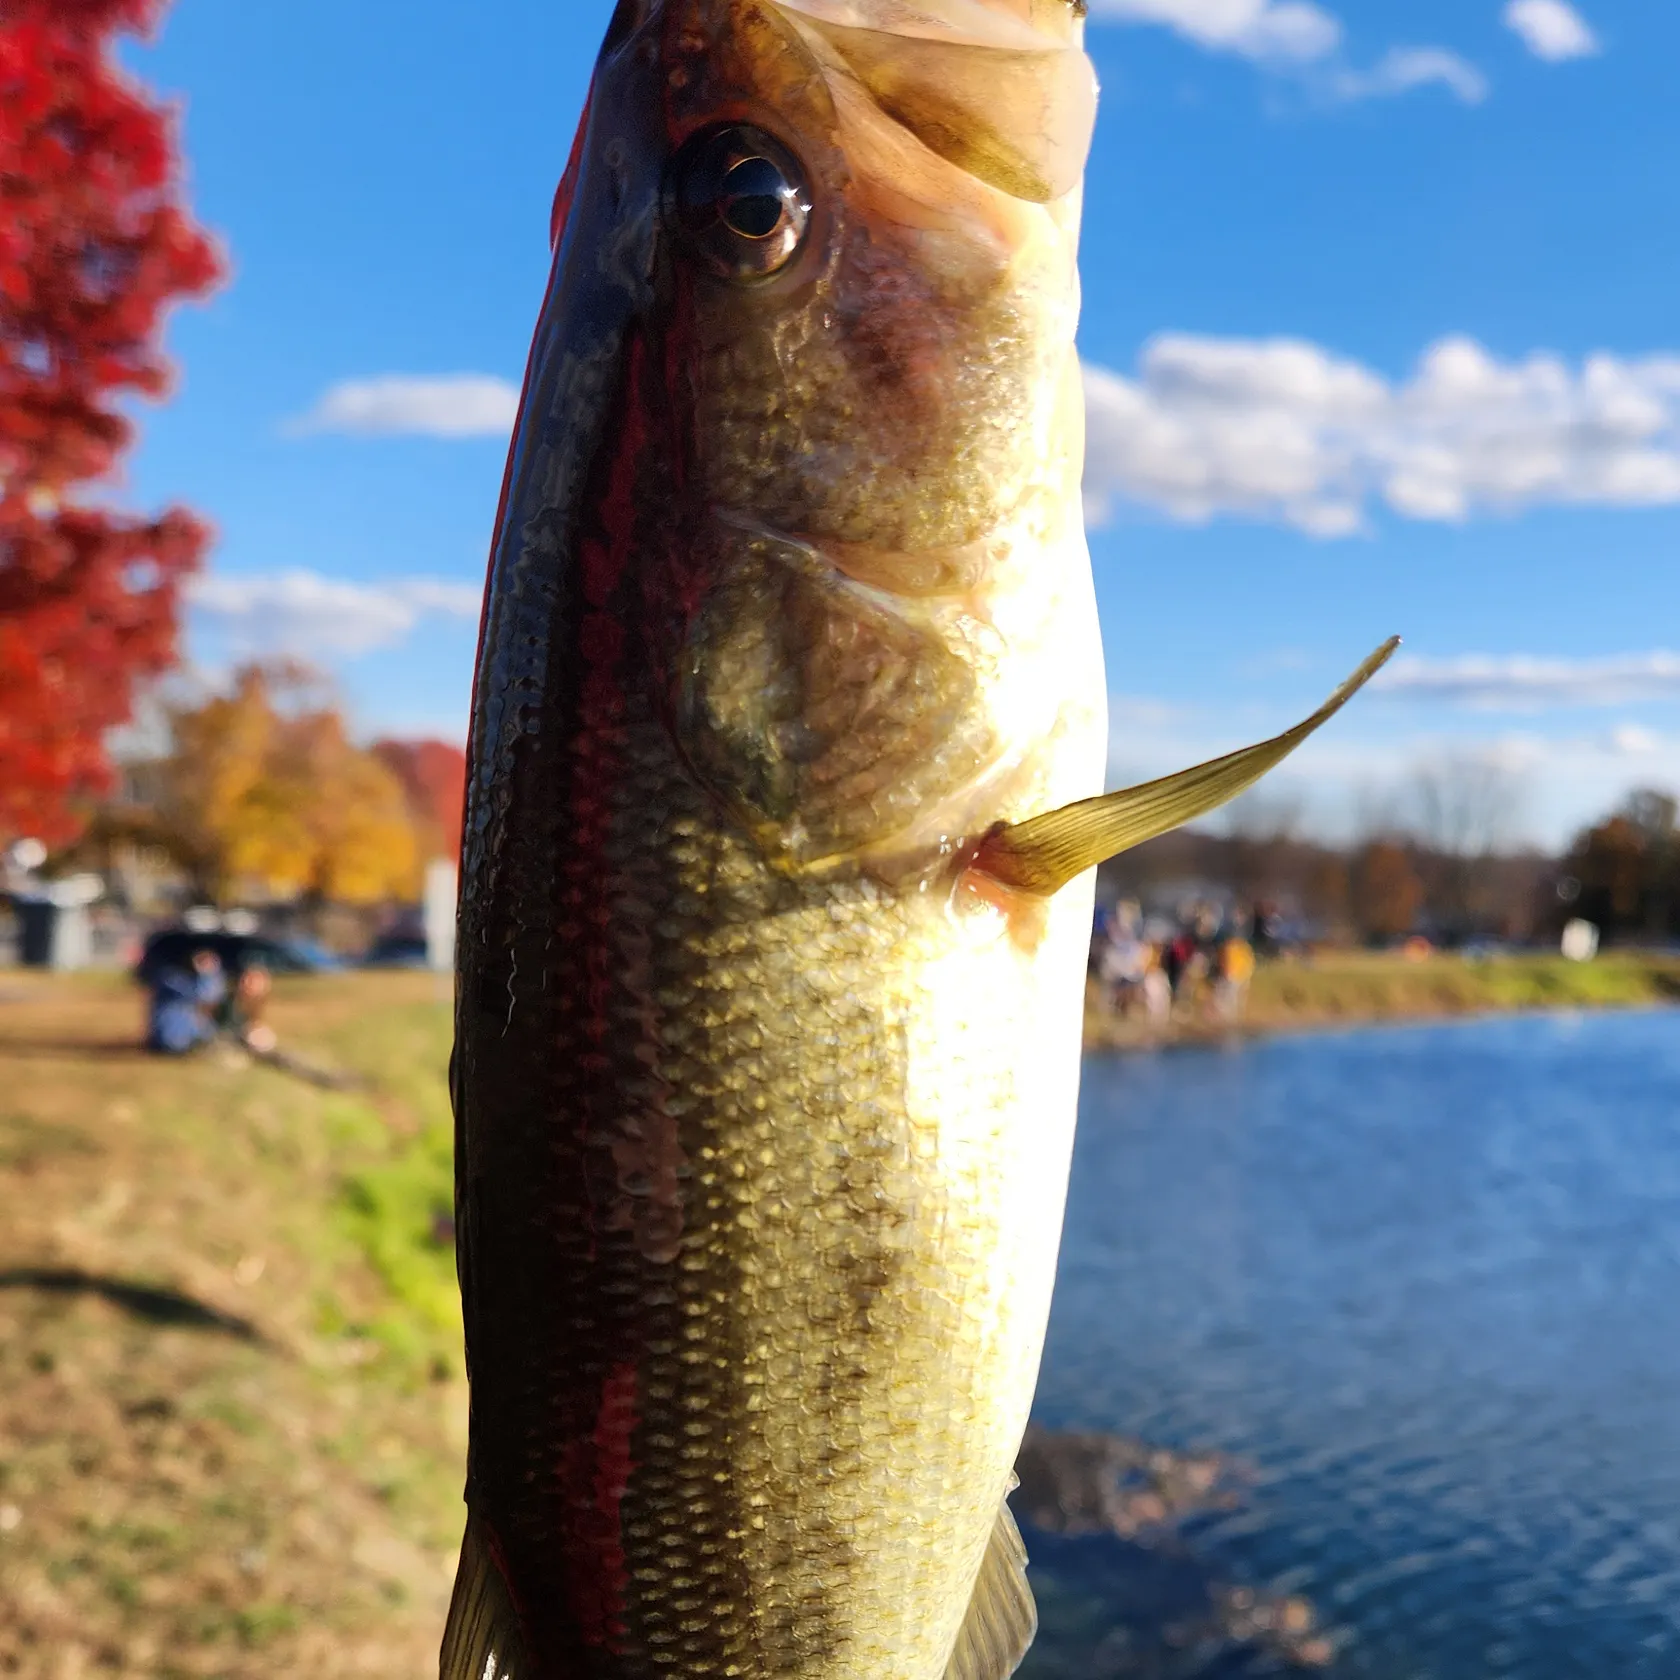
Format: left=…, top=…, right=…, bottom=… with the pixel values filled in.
left=372, top=739, right=468, bottom=863
left=0, top=0, right=221, bottom=844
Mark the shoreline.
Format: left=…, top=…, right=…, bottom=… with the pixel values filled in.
left=1082, top=951, right=1680, bottom=1053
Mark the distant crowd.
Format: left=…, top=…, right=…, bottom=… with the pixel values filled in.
left=1089, top=899, right=1283, bottom=1028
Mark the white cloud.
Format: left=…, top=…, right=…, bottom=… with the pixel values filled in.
left=1375, top=652, right=1680, bottom=712
left=189, top=570, right=481, bottom=658
left=1610, top=723, right=1661, bottom=757
left=1083, top=334, right=1680, bottom=535
left=1088, top=0, right=1341, bottom=63
left=1503, top=0, right=1599, bottom=62
left=1333, top=46, right=1489, bottom=105
left=1088, top=0, right=1485, bottom=104
left=1103, top=694, right=1680, bottom=849
left=287, top=375, right=520, bottom=439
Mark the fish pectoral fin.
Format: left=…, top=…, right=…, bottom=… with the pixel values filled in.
left=946, top=1487, right=1038, bottom=1680
left=973, top=637, right=1401, bottom=897
left=440, top=1513, right=528, bottom=1680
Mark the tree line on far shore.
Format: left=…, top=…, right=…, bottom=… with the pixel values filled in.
left=1100, top=760, right=1680, bottom=951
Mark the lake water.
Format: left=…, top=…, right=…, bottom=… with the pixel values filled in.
left=1026, top=1010, right=1680, bottom=1679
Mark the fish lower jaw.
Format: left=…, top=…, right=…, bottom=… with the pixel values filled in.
left=771, top=0, right=1082, bottom=52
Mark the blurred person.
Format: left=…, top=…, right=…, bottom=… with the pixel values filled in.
left=230, top=963, right=278, bottom=1055
left=1180, top=945, right=1212, bottom=1018
left=1174, top=902, right=1226, bottom=1019
left=1251, top=899, right=1285, bottom=960
left=144, top=947, right=225, bottom=1055
left=1163, top=911, right=1215, bottom=1014
left=145, top=966, right=204, bottom=1054
left=1161, top=928, right=1192, bottom=998
left=1088, top=902, right=1113, bottom=973
left=1142, top=946, right=1173, bottom=1030
left=1215, top=934, right=1256, bottom=1024
left=193, top=947, right=228, bottom=1015
left=1096, top=900, right=1149, bottom=1013
left=1192, top=901, right=1222, bottom=951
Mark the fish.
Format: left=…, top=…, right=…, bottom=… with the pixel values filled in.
left=444, top=2, right=1395, bottom=1678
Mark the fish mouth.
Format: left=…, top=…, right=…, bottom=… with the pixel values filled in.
left=770, top=0, right=1096, bottom=202
left=772, top=0, right=1083, bottom=49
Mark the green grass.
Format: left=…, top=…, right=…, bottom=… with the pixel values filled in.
left=322, top=1000, right=460, bottom=1370
left=1251, top=950, right=1680, bottom=1020
left=1087, top=949, right=1680, bottom=1048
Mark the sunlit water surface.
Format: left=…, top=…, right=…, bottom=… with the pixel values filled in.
left=1026, top=1010, right=1680, bottom=1679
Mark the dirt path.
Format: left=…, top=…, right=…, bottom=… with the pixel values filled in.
left=0, top=974, right=464, bottom=1680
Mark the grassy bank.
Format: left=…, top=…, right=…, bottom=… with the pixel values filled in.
left=5, top=957, right=1675, bottom=1675
left=0, top=971, right=461, bottom=1680
left=1084, top=949, right=1680, bottom=1051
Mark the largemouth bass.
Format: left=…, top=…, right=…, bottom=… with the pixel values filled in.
left=447, top=2, right=1393, bottom=1678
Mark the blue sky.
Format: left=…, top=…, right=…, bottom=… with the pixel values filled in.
left=119, top=0, right=1680, bottom=846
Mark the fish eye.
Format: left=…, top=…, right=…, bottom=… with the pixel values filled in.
left=667, top=125, right=811, bottom=282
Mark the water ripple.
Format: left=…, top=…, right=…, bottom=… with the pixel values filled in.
left=1026, top=1012, right=1680, bottom=1679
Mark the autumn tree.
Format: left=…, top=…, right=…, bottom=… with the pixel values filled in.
left=1561, top=790, right=1680, bottom=944
left=129, top=662, right=420, bottom=904
left=1351, top=840, right=1424, bottom=944
left=0, top=0, right=221, bottom=844
left=372, top=738, right=466, bottom=864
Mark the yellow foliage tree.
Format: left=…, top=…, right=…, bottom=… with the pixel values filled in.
left=151, top=663, right=419, bottom=904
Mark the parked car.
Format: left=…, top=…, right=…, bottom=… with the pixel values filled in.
left=134, top=928, right=342, bottom=984
left=360, top=931, right=430, bottom=969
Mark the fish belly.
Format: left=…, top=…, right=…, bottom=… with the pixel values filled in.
left=456, top=700, right=1091, bottom=1680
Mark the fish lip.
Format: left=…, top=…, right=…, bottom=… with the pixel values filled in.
left=769, top=0, right=1069, bottom=51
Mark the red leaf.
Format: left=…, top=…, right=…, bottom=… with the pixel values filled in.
left=0, top=0, right=221, bottom=843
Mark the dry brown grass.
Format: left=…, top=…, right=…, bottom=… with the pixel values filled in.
left=0, top=972, right=464, bottom=1680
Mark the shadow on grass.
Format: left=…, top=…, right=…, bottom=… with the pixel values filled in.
left=0, top=1267, right=266, bottom=1342
left=0, top=1038, right=366, bottom=1089
left=0, top=1038, right=148, bottom=1061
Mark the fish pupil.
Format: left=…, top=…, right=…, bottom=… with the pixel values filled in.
left=720, top=158, right=788, bottom=240
left=667, top=124, right=811, bottom=280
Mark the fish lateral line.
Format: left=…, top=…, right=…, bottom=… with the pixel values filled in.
left=969, top=636, right=1402, bottom=898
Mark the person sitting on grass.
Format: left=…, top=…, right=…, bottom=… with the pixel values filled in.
left=144, top=948, right=226, bottom=1056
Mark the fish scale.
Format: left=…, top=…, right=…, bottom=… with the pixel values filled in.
left=460, top=631, right=1091, bottom=1678
left=446, top=3, right=1390, bottom=1677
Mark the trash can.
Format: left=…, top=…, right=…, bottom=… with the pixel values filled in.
left=16, top=897, right=92, bottom=970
